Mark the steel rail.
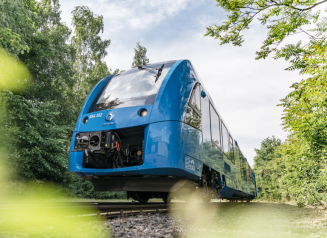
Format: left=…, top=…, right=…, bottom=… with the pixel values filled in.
left=0, top=202, right=176, bottom=219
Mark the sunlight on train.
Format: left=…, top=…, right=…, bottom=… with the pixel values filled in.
left=0, top=49, right=110, bottom=238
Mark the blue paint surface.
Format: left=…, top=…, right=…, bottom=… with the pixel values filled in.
left=224, top=162, right=231, bottom=172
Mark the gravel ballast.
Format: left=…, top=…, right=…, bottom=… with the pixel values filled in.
left=107, top=213, right=180, bottom=238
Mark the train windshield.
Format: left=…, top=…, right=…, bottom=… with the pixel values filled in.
left=89, top=61, right=176, bottom=112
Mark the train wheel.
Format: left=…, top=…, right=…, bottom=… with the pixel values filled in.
left=162, top=192, right=171, bottom=204
left=138, top=196, right=149, bottom=204
left=163, top=197, right=171, bottom=204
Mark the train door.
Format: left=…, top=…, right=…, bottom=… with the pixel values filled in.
left=246, top=163, right=251, bottom=193
left=221, top=122, right=234, bottom=189
left=183, top=83, right=202, bottom=169
left=200, top=87, right=212, bottom=167
left=235, top=144, right=242, bottom=190
left=228, top=135, right=237, bottom=189
left=209, top=103, right=224, bottom=170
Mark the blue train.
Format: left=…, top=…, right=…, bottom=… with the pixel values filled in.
left=69, top=60, right=257, bottom=203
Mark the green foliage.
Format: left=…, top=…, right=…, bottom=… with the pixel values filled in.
left=67, top=176, right=126, bottom=199
left=71, top=5, right=118, bottom=107
left=254, top=136, right=283, bottom=201
left=0, top=0, right=34, bottom=56
left=1, top=0, right=74, bottom=183
left=205, top=0, right=327, bottom=62
left=0, top=0, right=122, bottom=199
left=131, top=42, right=149, bottom=68
left=278, top=135, right=327, bottom=207
left=254, top=136, right=281, bottom=168
left=209, top=0, right=327, bottom=207
left=254, top=135, right=327, bottom=207
left=0, top=92, right=69, bottom=183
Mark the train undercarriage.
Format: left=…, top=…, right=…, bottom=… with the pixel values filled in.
left=89, top=164, right=254, bottom=204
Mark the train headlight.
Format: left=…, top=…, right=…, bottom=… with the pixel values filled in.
left=139, top=109, right=147, bottom=117
left=83, top=117, right=88, bottom=124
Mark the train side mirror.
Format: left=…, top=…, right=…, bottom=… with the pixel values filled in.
left=201, top=90, right=206, bottom=98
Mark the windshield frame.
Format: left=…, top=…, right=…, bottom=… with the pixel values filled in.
left=87, top=61, right=176, bottom=113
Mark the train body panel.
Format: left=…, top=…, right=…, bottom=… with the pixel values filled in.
left=150, top=60, right=195, bottom=123
left=69, top=59, right=257, bottom=201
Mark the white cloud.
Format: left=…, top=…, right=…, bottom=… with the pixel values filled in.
left=61, top=0, right=193, bottom=34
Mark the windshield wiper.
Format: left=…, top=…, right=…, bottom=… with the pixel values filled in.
left=138, top=64, right=165, bottom=82
left=155, top=64, right=164, bottom=82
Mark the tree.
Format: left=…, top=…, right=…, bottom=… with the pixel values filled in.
left=0, top=0, right=75, bottom=184
left=71, top=5, right=118, bottom=109
left=205, top=0, right=327, bottom=63
left=131, top=42, right=149, bottom=68
left=207, top=0, right=327, bottom=207
left=205, top=1, right=327, bottom=151
left=254, top=136, right=281, bottom=168
left=0, top=0, right=33, bottom=56
left=253, top=137, right=283, bottom=201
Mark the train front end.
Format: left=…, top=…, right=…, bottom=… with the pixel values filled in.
left=69, top=60, right=199, bottom=201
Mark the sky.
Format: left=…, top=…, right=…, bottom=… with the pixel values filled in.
left=60, top=0, right=302, bottom=166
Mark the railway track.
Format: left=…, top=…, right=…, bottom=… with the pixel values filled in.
left=0, top=200, right=237, bottom=220
left=94, top=202, right=170, bottom=218
left=0, top=202, right=174, bottom=219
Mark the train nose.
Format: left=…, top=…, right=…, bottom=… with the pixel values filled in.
left=75, top=104, right=153, bottom=132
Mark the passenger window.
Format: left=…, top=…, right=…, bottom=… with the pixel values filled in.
left=201, top=94, right=211, bottom=143
left=185, top=84, right=202, bottom=130
left=229, top=136, right=235, bottom=164
left=209, top=104, right=221, bottom=147
left=195, top=86, right=201, bottom=112
left=221, top=122, right=230, bottom=159
left=185, top=105, right=201, bottom=130
left=189, top=84, right=201, bottom=112
left=249, top=165, right=254, bottom=184
left=240, top=152, right=247, bottom=181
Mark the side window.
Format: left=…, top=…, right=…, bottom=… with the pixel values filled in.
left=201, top=91, right=211, bottom=143
left=221, top=122, right=230, bottom=159
left=189, top=84, right=201, bottom=113
left=185, top=106, right=201, bottom=130
left=249, top=165, right=254, bottom=184
left=195, top=86, right=201, bottom=111
left=185, top=84, right=202, bottom=130
left=209, top=104, right=221, bottom=147
left=240, top=152, right=247, bottom=181
left=229, top=136, right=235, bottom=164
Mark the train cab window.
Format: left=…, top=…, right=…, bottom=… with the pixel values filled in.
left=221, top=122, right=230, bottom=159
left=89, top=61, right=175, bottom=112
left=229, top=136, right=235, bottom=164
left=210, top=104, right=221, bottom=147
left=185, top=84, right=202, bottom=130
